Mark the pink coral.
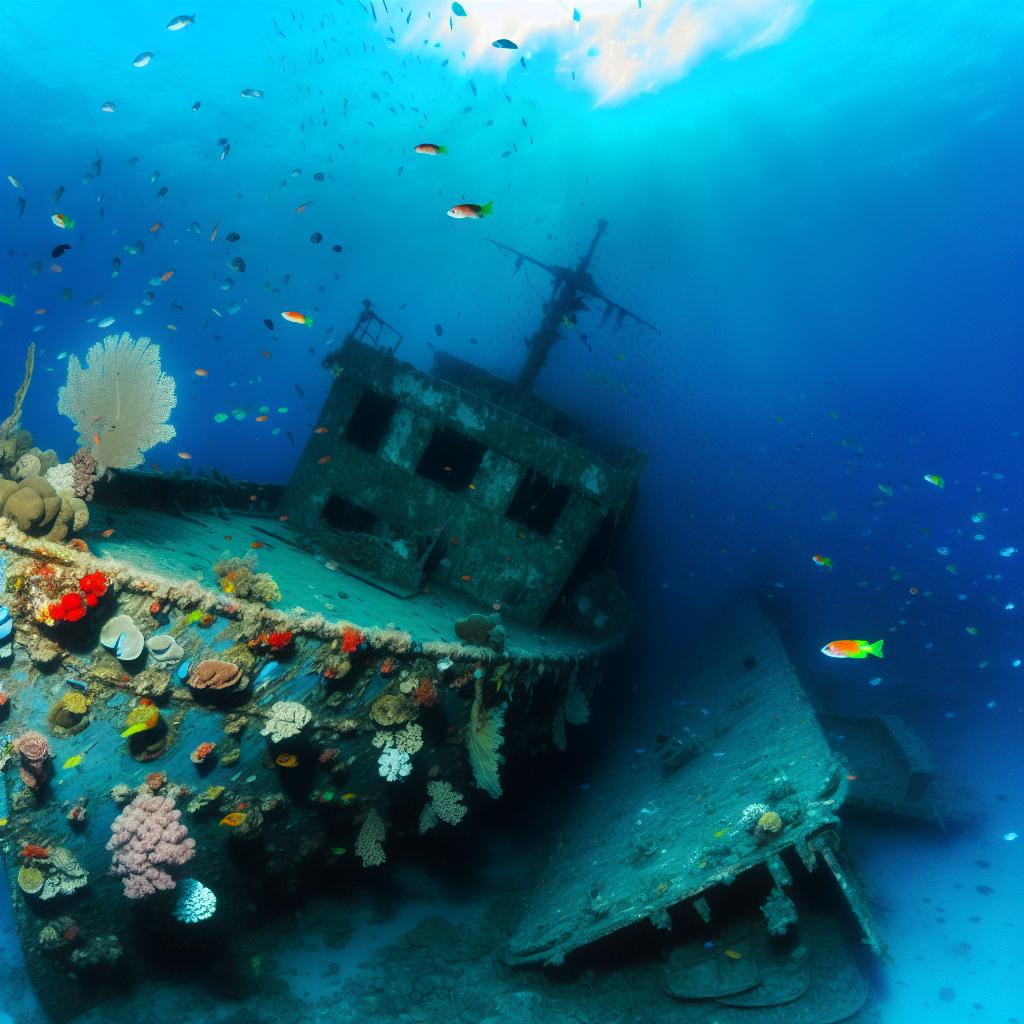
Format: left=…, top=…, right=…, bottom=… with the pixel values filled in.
left=71, top=447, right=96, bottom=501
left=14, top=731, right=52, bottom=791
left=106, top=794, right=196, bottom=899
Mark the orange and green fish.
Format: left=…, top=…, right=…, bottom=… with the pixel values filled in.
left=281, top=310, right=313, bottom=326
left=415, top=143, right=448, bottom=155
left=447, top=201, right=493, bottom=220
left=51, top=213, right=75, bottom=229
left=923, top=474, right=944, bottom=488
left=821, top=639, right=884, bottom=660
left=811, top=554, right=832, bottom=571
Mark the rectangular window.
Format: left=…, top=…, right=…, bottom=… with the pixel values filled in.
left=321, top=494, right=379, bottom=534
left=344, top=390, right=398, bottom=454
left=505, top=469, right=570, bottom=535
left=415, top=426, right=486, bottom=492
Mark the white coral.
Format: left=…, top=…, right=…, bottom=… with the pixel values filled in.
left=173, top=878, right=217, bottom=923
left=45, top=463, right=75, bottom=492
left=57, top=332, right=177, bottom=471
left=377, top=746, right=411, bottom=782
left=260, top=701, right=312, bottom=743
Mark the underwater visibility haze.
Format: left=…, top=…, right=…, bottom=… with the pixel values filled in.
left=0, top=2, right=1022, bottom=1023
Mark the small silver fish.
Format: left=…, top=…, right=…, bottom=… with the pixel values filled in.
left=7, top=174, right=23, bottom=190
left=167, top=13, right=195, bottom=31
left=97, top=316, right=115, bottom=328
left=132, top=51, right=154, bottom=67
left=240, top=88, right=264, bottom=99
left=101, top=101, right=117, bottom=113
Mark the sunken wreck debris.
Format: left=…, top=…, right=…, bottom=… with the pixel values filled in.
left=508, top=604, right=887, bottom=979
left=0, top=225, right=656, bottom=1020
left=280, top=313, right=646, bottom=627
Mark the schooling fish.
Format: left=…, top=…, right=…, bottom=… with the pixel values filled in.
left=7, top=175, right=23, bottom=190
left=51, top=213, right=75, bottom=229
left=821, top=639, right=884, bottom=660
left=101, top=101, right=117, bottom=113
left=132, top=51, right=154, bottom=67
left=51, top=243, right=71, bottom=258
left=167, top=13, right=195, bottom=30
left=240, top=88, right=264, bottom=99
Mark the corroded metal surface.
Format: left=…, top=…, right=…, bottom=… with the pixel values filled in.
left=508, top=605, right=865, bottom=966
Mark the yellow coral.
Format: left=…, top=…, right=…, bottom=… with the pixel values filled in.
left=17, top=866, right=44, bottom=895
left=757, top=811, right=783, bottom=834
left=61, top=692, right=88, bottom=715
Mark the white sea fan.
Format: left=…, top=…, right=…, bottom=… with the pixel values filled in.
left=57, top=332, right=177, bottom=471
left=378, top=746, right=412, bottom=782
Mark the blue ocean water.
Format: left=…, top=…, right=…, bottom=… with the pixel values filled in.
left=1, top=1, right=1022, bottom=1022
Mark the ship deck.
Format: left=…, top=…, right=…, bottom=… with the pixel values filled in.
left=86, top=504, right=614, bottom=661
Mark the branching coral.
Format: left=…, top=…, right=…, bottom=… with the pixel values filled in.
left=107, top=794, right=196, bottom=898
left=260, top=701, right=312, bottom=743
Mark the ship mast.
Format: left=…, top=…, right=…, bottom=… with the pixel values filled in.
left=486, top=219, right=659, bottom=396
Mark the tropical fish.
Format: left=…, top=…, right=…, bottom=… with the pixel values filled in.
left=811, top=554, right=832, bottom=570
left=0, top=294, right=14, bottom=306
left=452, top=2, right=467, bottom=14
left=167, top=13, right=195, bottom=30
left=877, top=483, right=893, bottom=497
left=219, top=812, right=246, bottom=827
left=7, top=175, right=23, bottom=190
left=51, top=213, right=75, bottom=229
left=447, top=201, right=492, bottom=219
left=132, top=51, right=154, bottom=67
left=51, top=243, right=71, bottom=258
left=281, top=310, right=313, bottom=326
left=275, top=753, right=298, bottom=768
left=100, top=101, right=117, bottom=113
left=240, top=88, right=264, bottom=99
left=415, top=143, right=448, bottom=155
left=923, top=474, right=944, bottom=488
left=491, top=38, right=518, bottom=49
left=97, top=316, right=115, bottom=328
left=62, top=755, right=83, bottom=770
left=192, top=101, right=201, bottom=112
left=177, top=452, right=192, bottom=460
left=821, top=639, right=884, bottom=660
left=194, top=368, right=208, bottom=377
left=120, top=721, right=151, bottom=738
left=318, top=455, right=332, bottom=464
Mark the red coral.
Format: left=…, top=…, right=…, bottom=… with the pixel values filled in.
left=20, top=844, right=51, bottom=860
left=189, top=742, right=217, bottom=765
left=415, top=677, right=440, bottom=708
left=78, top=571, right=107, bottom=607
left=47, top=591, right=87, bottom=623
left=267, top=630, right=293, bottom=651
left=341, top=625, right=364, bottom=653
left=379, top=657, right=394, bottom=675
